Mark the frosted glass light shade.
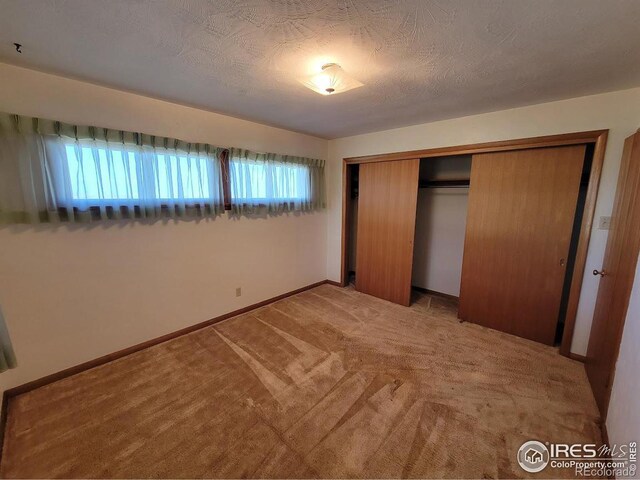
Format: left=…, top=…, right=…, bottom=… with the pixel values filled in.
left=299, top=63, right=363, bottom=96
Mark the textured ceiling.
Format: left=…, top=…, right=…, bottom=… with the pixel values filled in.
left=1, top=0, right=640, bottom=138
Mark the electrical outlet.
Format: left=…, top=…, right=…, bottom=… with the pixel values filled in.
left=598, top=216, right=611, bottom=230
left=235, top=287, right=242, bottom=297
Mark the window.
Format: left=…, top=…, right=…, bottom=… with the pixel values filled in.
left=155, top=153, right=213, bottom=201
left=56, top=140, right=222, bottom=210
left=64, top=144, right=140, bottom=202
left=0, top=110, right=325, bottom=224
left=229, top=159, right=311, bottom=203
left=224, top=149, right=325, bottom=214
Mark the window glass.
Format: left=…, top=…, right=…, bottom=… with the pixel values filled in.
left=62, top=143, right=217, bottom=205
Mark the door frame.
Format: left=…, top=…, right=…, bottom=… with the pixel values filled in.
left=340, top=129, right=609, bottom=358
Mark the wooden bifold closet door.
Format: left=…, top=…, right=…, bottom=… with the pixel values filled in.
left=356, top=158, right=420, bottom=306
left=459, top=145, right=586, bottom=345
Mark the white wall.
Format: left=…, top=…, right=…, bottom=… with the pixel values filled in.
left=327, top=87, right=640, bottom=355
left=0, top=63, right=328, bottom=394
left=413, top=188, right=468, bottom=297
left=607, top=257, right=640, bottom=464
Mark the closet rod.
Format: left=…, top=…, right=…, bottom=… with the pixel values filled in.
left=419, top=179, right=470, bottom=189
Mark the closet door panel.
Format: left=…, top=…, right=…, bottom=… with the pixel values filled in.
left=459, top=145, right=585, bottom=345
left=356, top=159, right=420, bottom=306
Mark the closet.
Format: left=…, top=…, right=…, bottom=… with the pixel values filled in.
left=342, top=132, right=605, bottom=349
left=413, top=155, right=471, bottom=298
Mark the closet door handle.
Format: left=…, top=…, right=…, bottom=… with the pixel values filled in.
left=593, top=269, right=606, bottom=277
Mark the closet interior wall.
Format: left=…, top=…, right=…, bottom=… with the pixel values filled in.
left=412, top=155, right=471, bottom=298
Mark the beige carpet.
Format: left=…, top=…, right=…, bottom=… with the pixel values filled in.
left=1, top=284, right=601, bottom=478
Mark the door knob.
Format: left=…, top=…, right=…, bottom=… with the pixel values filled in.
left=593, top=269, right=606, bottom=277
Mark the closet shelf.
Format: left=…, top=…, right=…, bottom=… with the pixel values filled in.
left=419, top=179, right=470, bottom=188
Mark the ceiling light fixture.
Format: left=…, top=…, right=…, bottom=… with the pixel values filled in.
left=300, top=63, right=363, bottom=96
